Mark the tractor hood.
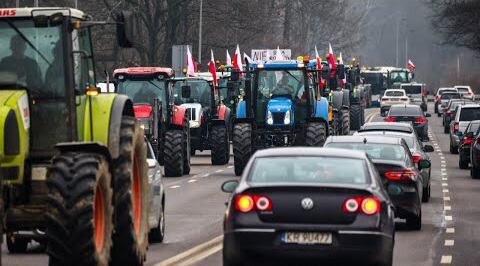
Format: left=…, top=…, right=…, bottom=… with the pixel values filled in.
left=181, top=103, right=203, bottom=128
left=266, top=97, right=294, bottom=126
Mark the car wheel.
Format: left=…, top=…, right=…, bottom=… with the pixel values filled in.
left=6, top=234, right=28, bottom=253
left=406, top=212, right=422, bottom=230
left=459, top=158, right=469, bottom=169
left=223, top=239, right=246, bottom=266
left=149, top=202, right=165, bottom=243
left=422, top=184, right=430, bottom=202
left=471, top=165, right=480, bottom=179
left=450, top=142, right=458, bottom=154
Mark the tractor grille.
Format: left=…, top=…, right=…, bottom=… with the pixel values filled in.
left=186, top=108, right=197, bottom=120
left=272, top=112, right=285, bottom=124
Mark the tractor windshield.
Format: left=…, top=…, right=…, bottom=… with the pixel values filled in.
left=117, top=77, right=167, bottom=107
left=256, top=69, right=305, bottom=99
left=389, top=71, right=408, bottom=84
left=173, top=79, right=211, bottom=107
left=0, top=19, right=65, bottom=96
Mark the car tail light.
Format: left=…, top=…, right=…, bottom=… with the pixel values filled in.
left=133, top=105, right=153, bottom=118
left=415, top=116, right=426, bottom=124
left=234, top=194, right=272, bottom=212
left=382, top=97, right=389, bottom=101
left=342, top=197, right=380, bottom=215
left=446, top=110, right=453, bottom=116
left=385, top=116, right=396, bottom=122
left=384, top=170, right=416, bottom=182
left=468, top=92, right=472, bottom=95
left=453, top=122, right=459, bottom=132
left=464, top=136, right=474, bottom=145
left=412, top=153, right=422, bottom=163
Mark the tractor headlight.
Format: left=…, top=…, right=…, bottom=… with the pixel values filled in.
left=284, top=110, right=291, bottom=124
left=267, top=110, right=273, bottom=125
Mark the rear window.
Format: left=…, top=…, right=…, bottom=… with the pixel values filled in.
left=442, top=93, right=461, bottom=100
left=325, top=143, right=406, bottom=161
left=457, top=87, right=469, bottom=93
left=249, top=157, right=368, bottom=184
left=385, top=91, right=404, bottom=97
left=449, top=102, right=462, bottom=111
left=356, top=132, right=415, bottom=148
left=402, top=85, right=421, bottom=94
left=388, top=106, right=422, bottom=116
left=459, top=108, right=480, bottom=121
left=438, top=89, right=456, bottom=95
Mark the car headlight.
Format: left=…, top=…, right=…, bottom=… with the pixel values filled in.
left=284, top=110, right=291, bottom=124
left=267, top=110, right=273, bottom=125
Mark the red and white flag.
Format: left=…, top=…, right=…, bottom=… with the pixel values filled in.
left=233, top=45, right=243, bottom=71
left=327, top=43, right=336, bottom=78
left=186, top=46, right=195, bottom=77
left=407, top=59, right=416, bottom=71
left=209, top=50, right=217, bottom=89
left=226, top=50, right=232, bottom=66
left=315, top=46, right=325, bottom=92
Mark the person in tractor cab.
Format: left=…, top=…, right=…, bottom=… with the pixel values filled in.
left=272, top=72, right=294, bottom=96
left=132, top=82, right=160, bottom=104
left=0, top=35, right=42, bottom=90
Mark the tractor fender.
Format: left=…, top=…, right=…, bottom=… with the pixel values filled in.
left=313, top=97, right=329, bottom=123
left=55, top=142, right=112, bottom=162
left=109, top=95, right=134, bottom=159
left=171, top=104, right=187, bottom=127
left=0, top=107, right=19, bottom=157
left=342, top=89, right=350, bottom=107
left=236, top=100, right=247, bottom=119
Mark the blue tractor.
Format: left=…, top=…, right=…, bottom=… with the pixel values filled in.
left=232, top=58, right=330, bottom=175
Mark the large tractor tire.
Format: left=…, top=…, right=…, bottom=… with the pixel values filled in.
left=341, top=109, right=350, bottom=135
left=211, top=125, right=230, bottom=165
left=305, top=122, right=327, bottom=146
left=349, top=104, right=363, bottom=131
left=111, top=117, right=149, bottom=266
left=183, top=124, right=191, bottom=175
left=233, top=123, right=252, bottom=176
left=46, top=153, right=113, bottom=266
left=163, top=130, right=185, bottom=177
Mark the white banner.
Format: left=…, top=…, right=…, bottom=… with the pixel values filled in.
left=251, top=49, right=292, bottom=62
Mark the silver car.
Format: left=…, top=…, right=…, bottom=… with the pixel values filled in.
left=146, top=140, right=166, bottom=242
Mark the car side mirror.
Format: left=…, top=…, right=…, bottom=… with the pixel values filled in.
left=181, top=85, right=191, bottom=98
left=221, top=180, right=239, bottom=193
left=116, top=11, right=137, bottom=48
left=423, top=145, right=434, bottom=153
left=418, top=159, right=431, bottom=170
left=425, top=113, right=431, bottom=117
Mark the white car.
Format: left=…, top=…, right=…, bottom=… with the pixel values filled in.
left=454, top=85, right=475, bottom=100
left=146, top=140, right=166, bottom=242
left=380, top=89, right=409, bottom=116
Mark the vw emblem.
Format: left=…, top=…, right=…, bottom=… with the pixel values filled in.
left=301, top=198, right=314, bottom=210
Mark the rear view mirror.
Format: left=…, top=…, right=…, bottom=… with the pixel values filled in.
left=181, top=85, right=191, bottom=98
left=423, top=145, right=434, bottom=153
left=418, top=159, right=431, bottom=170
left=116, top=11, right=136, bottom=48
left=221, top=180, right=239, bottom=193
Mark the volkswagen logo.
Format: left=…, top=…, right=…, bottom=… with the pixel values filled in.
left=301, top=198, right=314, bottom=210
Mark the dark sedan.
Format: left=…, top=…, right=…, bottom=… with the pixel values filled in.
left=385, top=104, right=431, bottom=141
left=221, top=147, right=395, bottom=266
left=325, top=136, right=430, bottom=230
left=460, top=120, right=480, bottom=169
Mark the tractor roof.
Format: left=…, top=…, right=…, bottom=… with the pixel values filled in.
left=174, top=72, right=230, bottom=82
left=113, top=67, right=174, bottom=78
left=0, top=7, right=86, bottom=20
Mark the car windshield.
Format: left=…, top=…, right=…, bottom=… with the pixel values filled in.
left=402, top=85, right=422, bottom=94
left=325, top=142, right=406, bottom=161
left=441, top=93, right=461, bottom=100
left=459, top=108, right=480, bottom=121
left=385, top=90, right=404, bottom=97
left=117, top=77, right=166, bottom=106
left=256, top=69, right=304, bottom=99
left=389, top=106, right=422, bottom=116
left=356, top=132, right=415, bottom=148
left=390, top=71, right=408, bottom=83
left=249, top=156, right=368, bottom=184
left=173, top=79, right=211, bottom=106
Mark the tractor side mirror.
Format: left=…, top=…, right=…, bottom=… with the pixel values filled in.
left=181, top=85, right=191, bottom=99
left=116, top=11, right=137, bottom=48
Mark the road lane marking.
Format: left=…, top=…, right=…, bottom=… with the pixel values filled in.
left=227, top=165, right=233, bottom=169
left=445, top=216, right=453, bottom=221
left=441, top=156, right=445, bottom=159
left=154, top=235, right=223, bottom=266
left=441, top=160, right=446, bottom=164
left=444, top=240, right=454, bottom=246
left=442, top=177, right=448, bottom=181
left=170, top=185, right=181, bottom=189
left=441, top=164, right=446, bottom=167
left=442, top=172, right=447, bottom=175
left=443, top=189, right=449, bottom=193
left=440, top=255, right=452, bottom=264
left=444, top=206, right=451, bottom=211
left=444, top=197, right=451, bottom=201
left=215, top=169, right=224, bottom=173
left=442, top=183, right=448, bottom=187
left=202, top=173, right=210, bottom=177
left=188, top=179, right=197, bottom=183
left=446, top=228, right=455, bottom=233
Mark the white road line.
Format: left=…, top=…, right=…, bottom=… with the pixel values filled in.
left=441, top=156, right=445, bottom=159
left=441, top=160, right=446, bottom=164
left=440, top=255, right=452, bottom=264
left=443, top=189, right=449, bottom=193
left=445, top=216, right=453, bottom=221
left=442, top=172, right=448, bottom=176
left=170, top=185, right=181, bottom=189
left=446, top=228, right=455, bottom=233
left=227, top=165, right=233, bottom=169
left=444, top=206, right=451, bottom=211
left=444, top=196, right=451, bottom=201
left=188, top=179, right=197, bottom=183
left=438, top=153, right=443, bottom=156
left=444, top=240, right=454, bottom=246
left=442, top=177, right=448, bottom=181
left=215, top=169, right=224, bottom=173
left=442, top=183, right=448, bottom=187
left=202, top=173, right=210, bottom=177
left=441, top=164, right=446, bottom=167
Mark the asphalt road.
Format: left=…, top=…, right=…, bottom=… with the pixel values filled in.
left=2, top=103, right=476, bottom=266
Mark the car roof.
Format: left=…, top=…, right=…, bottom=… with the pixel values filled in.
left=459, top=104, right=480, bottom=109
left=389, top=104, right=422, bottom=109
left=325, top=135, right=405, bottom=145
left=360, top=122, right=414, bottom=133
left=252, top=147, right=368, bottom=160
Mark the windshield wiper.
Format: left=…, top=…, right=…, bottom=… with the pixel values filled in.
left=6, top=20, right=51, bottom=65
left=285, top=71, right=299, bottom=82
left=147, top=80, right=164, bottom=92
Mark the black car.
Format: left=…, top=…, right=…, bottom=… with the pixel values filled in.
left=385, top=104, right=430, bottom=141
left=355, top=128, right=434, bottom=202
left=221, top=147, right=395, bottom=266
left=324, top=136, right=430, bottom=230
left=459, top=120, right=480, bottom=169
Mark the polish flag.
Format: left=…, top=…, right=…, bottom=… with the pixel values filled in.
left=339, top=52, right=346, bottom=88
left=244, top=52, right=254, bottom=65
left=233, top=45, right=243, bottom=71
left=327, top=43, right=336, bottom=78
left=209, top=50, right=217, bottom=90
left=315, top=46, right=325, bottom=93
left=186, top=46, right=195, bottom=77
left=407, top=59, right=416, bottom=71
left=226, top=50, right=232, bottom=66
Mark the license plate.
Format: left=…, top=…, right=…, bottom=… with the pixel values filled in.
left=282, top=232, right=332, bottom=245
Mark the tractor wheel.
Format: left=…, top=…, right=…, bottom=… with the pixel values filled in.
left=183, top=124, right=191, bottom=175
left=163, top=130, right=185, bottom=177
left=233, top=123, right=252, bottom=176
left=211, top=125, right=229, bottom=165
left=111, top=117, right=149, bottom=266
left=46, top=153, right=113, bottom=266
left=333, top=112, right=341, bottom=135
left=305, top=122, right=327, bottom=146
left=6, top=234, right=29, bottom=253
left=349, top=104, right=363, bottom=131
left=341, top=109, right=350, bottom=135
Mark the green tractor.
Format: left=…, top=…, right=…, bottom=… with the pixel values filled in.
left=0, top=7, right=149, bottom=266
left=344, top=64, right=367, bottom=130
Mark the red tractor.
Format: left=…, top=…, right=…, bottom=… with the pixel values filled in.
left=114, top=67, right=191, bottom=177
